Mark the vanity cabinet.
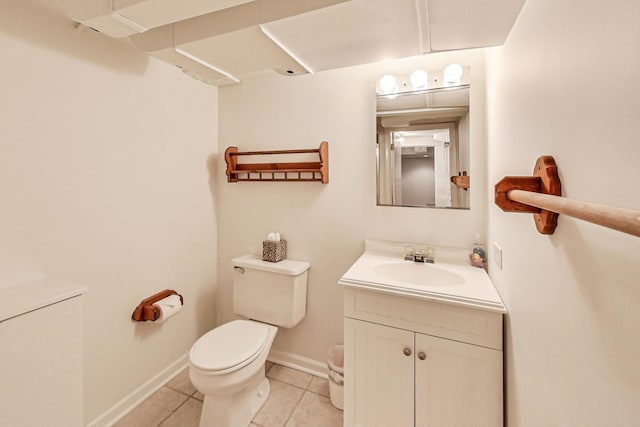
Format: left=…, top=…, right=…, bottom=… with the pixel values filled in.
left=0, top=277, right=86, bottom=427
left=344, top=287, right=503, bottom=427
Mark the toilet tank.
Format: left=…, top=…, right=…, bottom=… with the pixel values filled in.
left=232, top=255, right=310, bottom=328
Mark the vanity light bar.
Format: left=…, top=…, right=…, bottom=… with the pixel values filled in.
left=378, top=64, right=465, bottom=95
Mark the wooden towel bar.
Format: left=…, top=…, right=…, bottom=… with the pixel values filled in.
left=495, top=156, right=640, bottom=237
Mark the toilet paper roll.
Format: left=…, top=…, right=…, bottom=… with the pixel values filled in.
left=153, top=294, right=183, bottom=323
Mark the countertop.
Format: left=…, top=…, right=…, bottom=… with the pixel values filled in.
left=339, top=240, right=506, bottom=313
left=0, top=269, right=87, bottom=322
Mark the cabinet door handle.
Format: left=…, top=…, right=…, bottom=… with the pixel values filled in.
left=403, top=347, right=412, bottom=357
left=418, top=351, right=426, bottom=360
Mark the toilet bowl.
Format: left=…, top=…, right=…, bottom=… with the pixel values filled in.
left=189, top=255, right=310, bottom=427
left=189, top=320, right=277, bottom=427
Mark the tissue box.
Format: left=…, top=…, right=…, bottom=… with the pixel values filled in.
left=263, top=240, right=287, bottom=262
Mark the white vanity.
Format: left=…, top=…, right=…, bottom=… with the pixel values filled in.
left=339, top=241, right=505, bottom=427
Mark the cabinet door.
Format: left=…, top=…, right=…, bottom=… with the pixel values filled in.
left=0, top=296, right=84, bottom=427
left=414, top=333, right=503, bottom=427
left=345, top=318, right=415, bottom=427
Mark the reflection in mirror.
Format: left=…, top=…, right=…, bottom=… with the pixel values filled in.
left=376, top=72, right=470, bottom=209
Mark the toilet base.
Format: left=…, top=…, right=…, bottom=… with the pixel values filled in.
left=199, top=372, right=270, bottom=427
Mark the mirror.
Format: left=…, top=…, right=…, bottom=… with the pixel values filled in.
left=376, top=72, right=470, bottom=209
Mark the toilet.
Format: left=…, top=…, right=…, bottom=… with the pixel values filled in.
left=189, top=254, right=310, bottom=427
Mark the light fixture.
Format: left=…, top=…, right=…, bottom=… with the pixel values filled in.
left=410, top=69, right=428, bottom=90
left=379, top=65, right=464, bottom=95
left=379, top=74, right=398, bottom=95
left=444, top=64, right=463, bottom=85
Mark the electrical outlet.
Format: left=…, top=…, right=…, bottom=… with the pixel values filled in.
left=493, top=242, right=503, bottom=269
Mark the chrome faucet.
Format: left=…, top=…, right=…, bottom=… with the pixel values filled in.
left=404, top=245, right=435, bottom=263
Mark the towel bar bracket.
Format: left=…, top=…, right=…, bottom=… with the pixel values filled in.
left=495, top=156, right=562, bottom=234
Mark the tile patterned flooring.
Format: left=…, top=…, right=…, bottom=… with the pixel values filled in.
left=114, top=362, right=343, bottom=427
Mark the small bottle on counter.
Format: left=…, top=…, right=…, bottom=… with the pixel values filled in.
left=469, top=233, right=487, bottom=269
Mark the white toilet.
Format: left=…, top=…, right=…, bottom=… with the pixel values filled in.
left=189, top=254, right=310, bottom=427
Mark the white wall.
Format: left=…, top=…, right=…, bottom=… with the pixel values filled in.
left=0, top=1, right=218, bottom=423
left=217, top=49, right=490, bottom=368
left=486, top=0, right=640, bottom=425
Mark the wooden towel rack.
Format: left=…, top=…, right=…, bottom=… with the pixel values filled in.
left=495, top=156, right=640, bottom=237
left=225, top=141, right=329, bottom=183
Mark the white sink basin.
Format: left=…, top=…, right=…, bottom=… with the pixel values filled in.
left=339, top=241, right=506, bottom=312
left=372, top=262, right=466, bottom=287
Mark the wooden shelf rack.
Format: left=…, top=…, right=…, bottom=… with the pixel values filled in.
left=224, top=141, right=329, bottom=183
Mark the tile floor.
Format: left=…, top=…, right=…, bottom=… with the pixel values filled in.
left=114, top=362, right=343, bottom=427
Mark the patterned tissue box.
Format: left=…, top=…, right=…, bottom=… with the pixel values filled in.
left=262, top=240, right=287, bottom=262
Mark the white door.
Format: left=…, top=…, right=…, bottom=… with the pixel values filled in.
left=345, top=318, right=415, bottom=427
left=414, top=333, right=503, bottom=427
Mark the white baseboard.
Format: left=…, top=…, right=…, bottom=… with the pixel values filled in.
left=86, top=353, right=189, bottom=427
left=86, top=350, right=327, bottom=426
left=267, top=349, right=328, bottom=379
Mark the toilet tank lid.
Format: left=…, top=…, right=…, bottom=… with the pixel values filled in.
left=232, top=255, right=310, bottom=276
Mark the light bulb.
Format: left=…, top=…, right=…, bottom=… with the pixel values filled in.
left=410, top=69, right=429, bottom=90
left=379, top=74, right=398, bottom=95
left=444, top=64, right=463, bottom=85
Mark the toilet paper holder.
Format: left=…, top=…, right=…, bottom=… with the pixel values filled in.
left=132, top=289, right=183, bottom=322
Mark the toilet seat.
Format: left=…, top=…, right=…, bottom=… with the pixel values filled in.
left=190, top=320, right=270, bottom=375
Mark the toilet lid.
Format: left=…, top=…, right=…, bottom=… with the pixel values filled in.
left=190, top=320, right=270, bottom=372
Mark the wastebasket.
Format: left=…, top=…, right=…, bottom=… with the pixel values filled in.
left=327, top=344, right=344, bottom=410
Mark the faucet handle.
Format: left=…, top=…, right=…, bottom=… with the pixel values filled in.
left=403, top=245, right=415, bottom=261
left=424, top=247, right=435, bottom=263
